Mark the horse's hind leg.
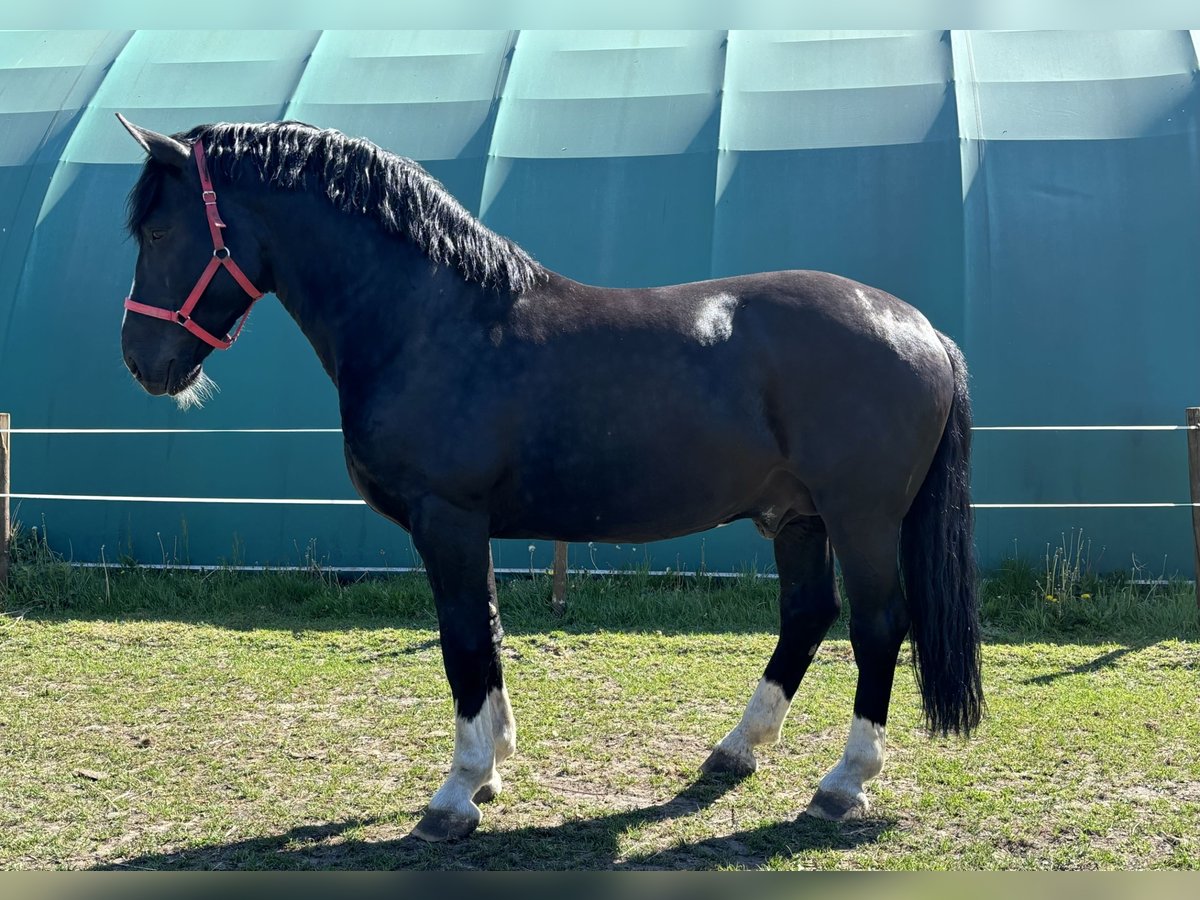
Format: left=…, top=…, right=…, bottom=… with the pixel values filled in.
left=702, top=517, right=840, bottom=776
left=806, top=517, right=909, bottom=821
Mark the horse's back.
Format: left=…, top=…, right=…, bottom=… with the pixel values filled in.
left=525, top=268, right=955, bottom=438
left=532, top=269, right=948, bottom=368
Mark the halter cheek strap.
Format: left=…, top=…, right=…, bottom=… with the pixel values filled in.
left=123, top=139, right=265, bottom=351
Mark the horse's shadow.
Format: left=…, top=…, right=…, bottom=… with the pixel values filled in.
left=1021, top=641, right=1151, bottom=686
left=93, top=774, right=896, bottom=870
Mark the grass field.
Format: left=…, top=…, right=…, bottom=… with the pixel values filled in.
left=0, top=535, right=1197, bottom=870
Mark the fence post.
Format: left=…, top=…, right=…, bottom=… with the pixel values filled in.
left=552, top=540, right=568, bottom=615
left=1187, top=408, right=1200, bottom=611
left=0, top=413, right=9, bottom=590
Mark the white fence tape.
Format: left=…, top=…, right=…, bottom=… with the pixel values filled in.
left=2, top=493, right=1197, bottom=510
left=5, top=492, right=363, bottom=505
left=7, top=425, right=1198, bottom=434
left=7, top=428, right=342, bottom=434
left=3, top=424, right=1197, bottom=510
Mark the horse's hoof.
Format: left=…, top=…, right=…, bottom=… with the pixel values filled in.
left=804, top=789, right=869, bottom=822
left=410, top=807, right=480, bottom=842
left=699, top=746, right=756, bottom=778
left=473, top=777, right=502, bottom=804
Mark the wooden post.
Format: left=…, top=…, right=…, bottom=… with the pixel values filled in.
left=0, top=413, right=9, bottom=590
left=1188, top=408, right=1200, bottom=611
left=552, top=540, right=568, bottom=615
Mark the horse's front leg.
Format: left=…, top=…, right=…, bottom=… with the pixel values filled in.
left=409, top=498, right=512, bottom=842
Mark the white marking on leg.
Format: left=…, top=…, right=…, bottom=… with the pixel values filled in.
left=427, top=702, right=495, bottom=821
left=489, top=685, right=517, bottom=763
left=818, top=714, right=886, bottom=809
left=470, top=686, right=516, bottom=803
left=693, top=292, right=738, bottom=346
left=713, top=678, right=791, bottom=770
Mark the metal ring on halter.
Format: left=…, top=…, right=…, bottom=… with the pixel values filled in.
left=214, top=247, right=231, bottom=260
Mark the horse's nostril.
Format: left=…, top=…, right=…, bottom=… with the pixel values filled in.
left=125, top=355, right=140, bottom=379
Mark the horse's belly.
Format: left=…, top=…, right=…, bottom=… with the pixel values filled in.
left=491, top=448, right=811, bottom=543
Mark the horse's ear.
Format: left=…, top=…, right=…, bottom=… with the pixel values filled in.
left=116, top=113, right=190, bottom=170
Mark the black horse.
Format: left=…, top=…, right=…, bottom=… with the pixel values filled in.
left=116, top=116, right=982, bottom=842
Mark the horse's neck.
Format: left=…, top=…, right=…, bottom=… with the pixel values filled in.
left=257, top=192, right=449, bottom=387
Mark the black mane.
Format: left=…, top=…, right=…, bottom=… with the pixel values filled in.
left=126, top=120, right=548, bottom=294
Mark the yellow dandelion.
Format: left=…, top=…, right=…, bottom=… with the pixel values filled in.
left=1081, top=593, right=1091, bottom=600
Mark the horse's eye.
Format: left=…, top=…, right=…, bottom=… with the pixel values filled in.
left=149, top=229, right=167, bottom=243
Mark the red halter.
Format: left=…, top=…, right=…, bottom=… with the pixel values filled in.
left=123, top=139, right=264, bottom=350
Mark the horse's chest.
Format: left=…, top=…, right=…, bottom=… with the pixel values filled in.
left=339, top=443, right=411, bottom=528
left=340, top=401, right=503, bottom=517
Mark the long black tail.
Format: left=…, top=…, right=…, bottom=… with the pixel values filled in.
left=900, top=332, right=984, bottom=736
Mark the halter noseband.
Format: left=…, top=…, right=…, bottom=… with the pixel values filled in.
left=123, top=139, right=264, bottom=350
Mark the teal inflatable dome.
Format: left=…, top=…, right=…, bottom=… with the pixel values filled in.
left=2, top=30, right=1198, bottom=573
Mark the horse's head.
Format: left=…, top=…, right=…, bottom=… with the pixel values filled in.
left=117, top=115, right=270, bottom=407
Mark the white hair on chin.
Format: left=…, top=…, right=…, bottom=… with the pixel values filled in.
left=173, top=369, right=219, bottom=411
